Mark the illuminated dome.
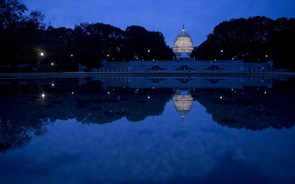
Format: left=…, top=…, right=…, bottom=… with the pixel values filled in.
left=173, top=90, right=193, bottom=121
left=173, top=26, right=193, bottom=60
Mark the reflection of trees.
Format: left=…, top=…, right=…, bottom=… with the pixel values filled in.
left=0, top=83, right=172, bottom=152
left=74, top=88, right=173, bottom=123
left=192, top=87, right=295, bottom=130
left=0, top=118, right=47, bottom=153
left=1, top=78, right=295, bottom=152
left=0, top=94, right=48, bottom=152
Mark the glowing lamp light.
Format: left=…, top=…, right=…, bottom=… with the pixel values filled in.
left=220, top=96, right=223, bottom=100
left=51, top=62, right=54, bottom=66
left=220, top=49, right=224, bottom=53
left=264, top=91, right=267, bottom=94
left=148, top=96, right=151, bottom=99
left=147, top=49, right=150, bottom=53
left=40, top=52, right=44, bottom=56
left=71, top=91, right=74, bottom=95
left=51, top=83, right=55, bottom=87
left=265, top=55, right=268, bottom=58
left=41, top=93, right=45, bottom=98
left=70, top=54, right=74, bottom=57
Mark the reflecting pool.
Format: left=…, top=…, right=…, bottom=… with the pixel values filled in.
left=0, top=75, right=295, bottom=184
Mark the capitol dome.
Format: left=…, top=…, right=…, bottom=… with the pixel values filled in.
left=173, top=26, right=194, bottom=60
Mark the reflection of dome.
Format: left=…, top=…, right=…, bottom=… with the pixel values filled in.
left=173, top=26, right=193, bottom=59
left=173, top=90, right=193, bottom=120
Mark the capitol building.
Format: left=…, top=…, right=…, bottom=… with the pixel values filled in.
left=88, top=26, right=273, bottom=73
left=173, top=26, right=194, bottom=60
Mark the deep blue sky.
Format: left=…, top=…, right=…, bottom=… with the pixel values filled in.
left=23, top=0, right=295, bottom=46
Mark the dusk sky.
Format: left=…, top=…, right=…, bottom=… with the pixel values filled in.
left=23, top=0, right=295, bottom=46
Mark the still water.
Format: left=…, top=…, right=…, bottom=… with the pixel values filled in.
left=0, top=75, right=295, bottom=184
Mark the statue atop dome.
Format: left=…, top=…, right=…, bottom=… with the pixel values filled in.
left=173, top=25, right=194, bottom=60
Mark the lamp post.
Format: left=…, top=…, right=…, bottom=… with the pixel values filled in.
left=37, top=51, right=46, bottom=70
left=147, top=49, right=150, bottom=61
left=220, top=49, right=223, bottom=60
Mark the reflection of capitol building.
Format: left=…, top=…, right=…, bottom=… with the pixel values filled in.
left=173, top=90, right=193, bottom=121
left=173, top=25, right=194, bottom=60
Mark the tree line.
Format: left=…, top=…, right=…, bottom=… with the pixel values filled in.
left=191, top=16, right=295, bottom=70
left=0, top=0, right=173, bottom=71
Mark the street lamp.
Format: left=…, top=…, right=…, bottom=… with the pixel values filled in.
left=220, top=49, right=224, bottom=60
left=147, top=49, right=150, bottom=60
left=40, top=52, right=44, bottom=57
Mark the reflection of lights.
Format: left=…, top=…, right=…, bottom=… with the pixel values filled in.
left=113, top=89, right=115, bottom=91
left=152, top=87, right=155, bottom=90
left=232, top=58, right=234, bottom=60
